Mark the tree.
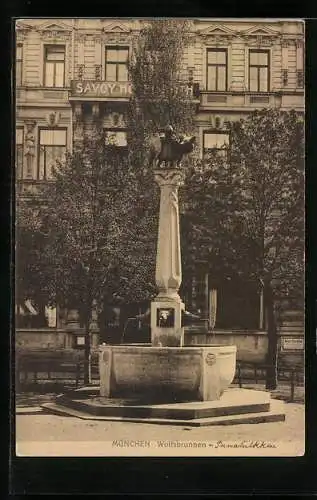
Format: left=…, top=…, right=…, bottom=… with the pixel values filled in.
left=127, top=18, right=197, bottom=214
left=122, top=19, right=198, bottom=318
left=183, top=109, right=304, bottom=389
left=16, top=20, right=198, bottom=373
left=17, top=133, right=143, bottom=383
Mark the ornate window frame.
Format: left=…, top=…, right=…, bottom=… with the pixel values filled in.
left=245, top=46, right=273, bottom=92
left=202, top=42, right=232, bottom=93
left=37, top=22, right=72, bottom=88
left=40, top=41, right=69, bottom=88
left=42, top=44, right=67, bottom=88
left=205, top=47, right=229, bottom=92
left=37, top=126, right=68, bottom=180
left=100, top=23, right=133, bottom=82
left=104, top=45, right=130, bottom=82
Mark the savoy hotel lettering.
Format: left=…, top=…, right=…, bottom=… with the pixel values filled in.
left=71, top=80, right=132, bottom=98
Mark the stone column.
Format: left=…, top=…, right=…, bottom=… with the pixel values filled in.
left=151, top=169, right=185, bottom=347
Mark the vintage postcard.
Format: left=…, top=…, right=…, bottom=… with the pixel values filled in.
left=15, top=17, right=305, bottom=458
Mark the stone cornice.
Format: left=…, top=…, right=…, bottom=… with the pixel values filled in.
left=194, top=23, right=303, bottom=46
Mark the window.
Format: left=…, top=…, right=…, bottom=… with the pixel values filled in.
left=203, top=132, right=229, bottom=157
left=105, top=46, right=129, bottom=82
left=16, top=128, right=24, bottom=179
left=104, top=129, right=127, bottom=147
left=206, top=49, right=227, bottom=91
left=38, top=129, right=67, bottom=179
left=44, top=45, right=65, bottom=87
left=16, top=44, right=23, bottom=86
left=249, top=50, right=270, bottom=92
left=16, top=299, right=57, bottom=329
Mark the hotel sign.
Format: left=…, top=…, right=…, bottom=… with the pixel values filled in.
left=70, top=80, right=132, bottom=98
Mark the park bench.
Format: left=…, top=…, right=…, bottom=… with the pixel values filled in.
left=235, top=359, right=304, bottom=402
left=16, top=349, right=99, bottom=390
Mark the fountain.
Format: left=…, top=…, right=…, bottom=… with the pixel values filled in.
left=99, top=129, right=237, bottom=402
left=42, top=126, right=285, bottom=425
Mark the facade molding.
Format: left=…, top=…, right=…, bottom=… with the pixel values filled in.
left=104, top=22, right=132, bottom=33
left=16, top=21, right=33, bottom=41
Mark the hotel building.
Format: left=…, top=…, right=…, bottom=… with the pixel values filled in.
left=15, top=18, right=304, bottom=354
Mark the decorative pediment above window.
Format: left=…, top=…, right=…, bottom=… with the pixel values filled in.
left=239, top=25, right=280, bottom=45
left=37, top=21, right=72, bottom=40
left=101, top=23, right=132, bottom=43
left=197, top=24, right=236, bottom=44
left=105, top=23, right=131, bottom=33
left=15, top=21, right=32, bottom=40
left=242, top=26, right=279, bottom=36
left=198, top=24, right=236, bottom=36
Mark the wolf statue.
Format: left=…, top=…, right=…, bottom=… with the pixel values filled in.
left=149, top=125, right=196, bottom=169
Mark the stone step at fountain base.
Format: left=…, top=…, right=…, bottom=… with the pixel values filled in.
left=41, top=388, right=286, bottom=427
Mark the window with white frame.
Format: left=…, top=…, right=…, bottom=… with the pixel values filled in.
left=44, top=45, right=65, bottom=87
left=105, top=46, right=129, bottom=82
left=206, top=49, right=227, bottom=91
left=16, top=127, right=24, bottom=179
left=203, top=131, right=229, bottom=157
left=16, top=44, right=23, bottom=86
left=38, top=129, right=67, bottom=179
left=249, top=49, right=270, bottom=92
left=104, top=129, right=128, bottom=148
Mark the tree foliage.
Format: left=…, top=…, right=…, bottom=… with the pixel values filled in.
left=184, top=108, right=304, bottom=291
left=183, top=108, right=304, bottom=388
left=16, top=19, right=196, bottom=349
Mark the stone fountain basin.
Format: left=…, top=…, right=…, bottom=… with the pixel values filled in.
left=99, top=344, right=237, bottom=403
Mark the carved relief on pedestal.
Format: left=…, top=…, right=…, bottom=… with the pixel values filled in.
left=206, top=353, right=216, bottom=366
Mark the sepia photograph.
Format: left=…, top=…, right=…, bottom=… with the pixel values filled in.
left=14, top=17, right=305, bottom=458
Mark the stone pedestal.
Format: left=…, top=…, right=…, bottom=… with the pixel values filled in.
left=151, top=169, right=185, bottom=347
left=151, top=300, right=185, bottom=347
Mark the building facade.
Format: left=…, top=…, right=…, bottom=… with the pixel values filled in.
left=15, top=18, right=304, bottom=348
